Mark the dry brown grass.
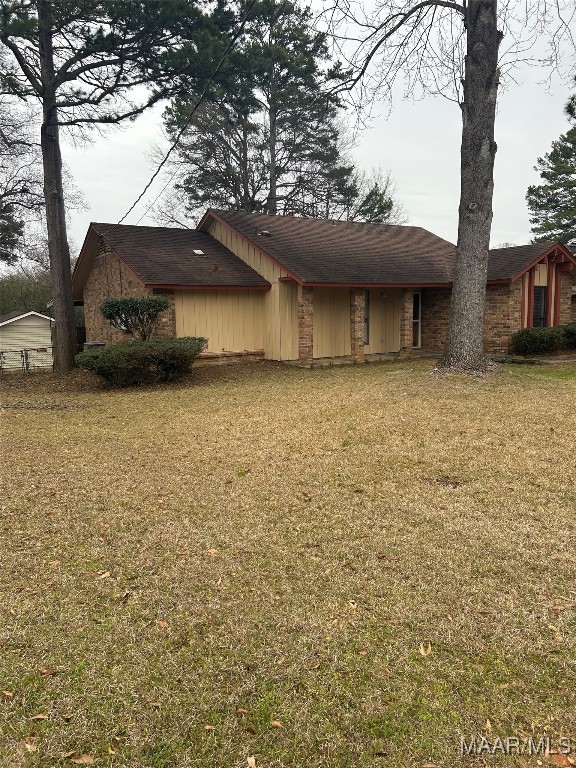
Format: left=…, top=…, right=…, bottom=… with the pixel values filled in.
left=1, top=360, right=575, bottom=768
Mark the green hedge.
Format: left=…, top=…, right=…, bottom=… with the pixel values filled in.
left=562, top=322, right=576, bottom=349
left=509, top=325, right=567, bottom=356
left=76, top=337, right=208, bottom=387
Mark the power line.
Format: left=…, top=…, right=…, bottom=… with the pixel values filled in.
left=101, top=0, right=258, bottom=236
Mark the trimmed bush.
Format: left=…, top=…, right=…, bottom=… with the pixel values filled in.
left=75, top=337, right=208, bottom=387
left=100, top=296, right=170, bottom=341
left=509, top=326, right=565, bottom=356
left=561, top=322, right=576, bottom=349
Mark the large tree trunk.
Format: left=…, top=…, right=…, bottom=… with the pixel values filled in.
left=438, top=0, right=502, bottom=373
left=38, top=0, right=77, bottom=372
left=268, top=99, right=278, bottom=215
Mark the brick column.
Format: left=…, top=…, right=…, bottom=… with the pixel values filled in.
left=297, top=285, right=314, bottom=365
left=154, top=290, right=177, bottom=338
left=350, top=288, right=365, bottom=363
left=399, top=289, right=414, bottom=357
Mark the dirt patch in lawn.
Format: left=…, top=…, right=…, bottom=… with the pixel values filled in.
left=1, top=361, right=575, bottom=767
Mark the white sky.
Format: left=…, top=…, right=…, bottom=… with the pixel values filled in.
left=62, top=63, right=571, bottom=255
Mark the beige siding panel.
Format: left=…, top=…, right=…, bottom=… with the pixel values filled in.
left=175, top=290, right=265, bottom=354
left=313, top=288, right=350, bottom=358
left=0, top=321, right=53, bottom=350
left=534, top=264, right=547, bottom=286
left=208, top=218, right=294, bottom=359
left=279, top=281, right=298, bottom=360
left=366, top=288, right=401, bottom=353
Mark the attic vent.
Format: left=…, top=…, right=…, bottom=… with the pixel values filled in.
left=257, top=230, right=272, bottom=237
left=193, top=249, right=205, bottom=255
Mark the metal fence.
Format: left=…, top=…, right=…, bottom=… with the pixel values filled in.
left=0, top=346, right=54, bottom=373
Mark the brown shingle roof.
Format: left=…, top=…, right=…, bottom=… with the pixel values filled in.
left=91, top=223, right=271, bottom=288
left=206, top=210, right=455, bottom=285
left=486, top=242, right=559, bottom=280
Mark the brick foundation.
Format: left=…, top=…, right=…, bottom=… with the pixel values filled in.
left=350, top=289, right=365, bottom=362
left=398, top=290, right=414, bottom=356
left=297, top=285, right=313, bottom=365
left=83, top=241, right=176, bottom=343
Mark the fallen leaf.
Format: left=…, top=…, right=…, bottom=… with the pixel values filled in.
left=31, top=713, right=48, bottom=720
left=24, top=743, right=38, bottom=753
left=71, top=756, right=95, bottom=765
left=98, top=571, right=111, bottom=579
left=39, top=668, right=57, bottom=677
left=485, top=718, right=492, bottom=731
left=207, top=548, right=219, bottom=556
left=245, top=724, right=257, bottom=734
left=155, top=620, right=169, bottom=628
left=2, top=690, right=14, bottom=699
left=204, top=725, right=215, bottom=731
left=357, top=648, right=368, bottom=655
left=247, top=757, right=256, bottom=768
left=422, top=763, right=439, bottom=768
left=107, top=748, right=116, bottom=755
left=276, top=656, right=286, bottom=665
left=63, top=751, right=76, bottom=758
left=419, top=642, right=432, bottom=657
left=236, top=707, right=249, bottom=714
left=271, top=720, right=283, bottom=728
left=551, top=756, right=572, bottom=766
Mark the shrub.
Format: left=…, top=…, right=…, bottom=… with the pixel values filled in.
left=75, top=337, right=208, bottom=387
left=509, top=326, right=565, bottom=356
left=100, top=296, right=170, bottom=341
left=561, top=322, right=576, bottom=349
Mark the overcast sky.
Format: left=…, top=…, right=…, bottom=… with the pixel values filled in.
left=62, top=62, right=571, bottom=255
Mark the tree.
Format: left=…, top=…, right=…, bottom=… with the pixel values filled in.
left=158, top=0, right=406, bottom=225
left=566, top=76, right=576, bottom=122
left=0, top=1, right=227, bottom=371
left=0, top=72, right=45, bottom=265
left=326, top=0, right=574, bottom=373
left=526, top=126, right=576, bottom=244
left=100, top=296, right=170, bottom=341
left=0, top=265, right=51, bottom=315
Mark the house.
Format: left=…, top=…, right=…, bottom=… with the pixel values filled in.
left=72, top=211, right=576, bottom=364
left=0, top=310, right=54, bottom=370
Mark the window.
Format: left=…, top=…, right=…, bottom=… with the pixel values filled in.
left=412, top=292, right=421, bottom=348
left=364, top=289, right=370, bottom=344
left=533, top=286, right=547, bottom=327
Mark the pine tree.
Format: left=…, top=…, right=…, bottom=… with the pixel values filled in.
left=526, top=126, right=576, bottom=244
left=160, top=0, right=405, bottom=225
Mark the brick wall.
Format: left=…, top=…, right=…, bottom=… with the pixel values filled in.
left=350, top=289, right=365, bottom=362
left=83, top=242, right=175, bottom=343
left=297, top=285, right=313, bottom=365
left=398, top=290, right=414, bottom=356
left=420, top=288, right=451, bottom=352
left=483, top=281, right=522, bottom=353
left=421, top=282, right=523, bottom=354
left=558, top=271, right=573, bottom=324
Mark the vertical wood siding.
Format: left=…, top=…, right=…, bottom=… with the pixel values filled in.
left=313, top=288, right=351, bottom=358
left=175, top=289, right=266, bottom=353
left=208, top=220, right=298, bottom=360
left=365, top=288, right=401, bottom=353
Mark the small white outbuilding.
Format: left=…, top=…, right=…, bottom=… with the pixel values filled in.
left=0, top=311, right=54, bottom=370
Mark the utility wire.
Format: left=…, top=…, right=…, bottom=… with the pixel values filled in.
left=101, top=0, right=258, bottom=236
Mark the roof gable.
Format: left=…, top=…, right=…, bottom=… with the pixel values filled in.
left=201, top=209, right=456, bottom=286
left=72, top=223, right=271, bottom=298
left=0, top=311, right=52, bottom=327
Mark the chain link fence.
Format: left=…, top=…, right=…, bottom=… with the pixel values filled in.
left=0, top=347, right=54, bottom=373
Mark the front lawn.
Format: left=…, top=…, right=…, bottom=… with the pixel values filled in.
left=1, top=361, right=575, bottom=767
